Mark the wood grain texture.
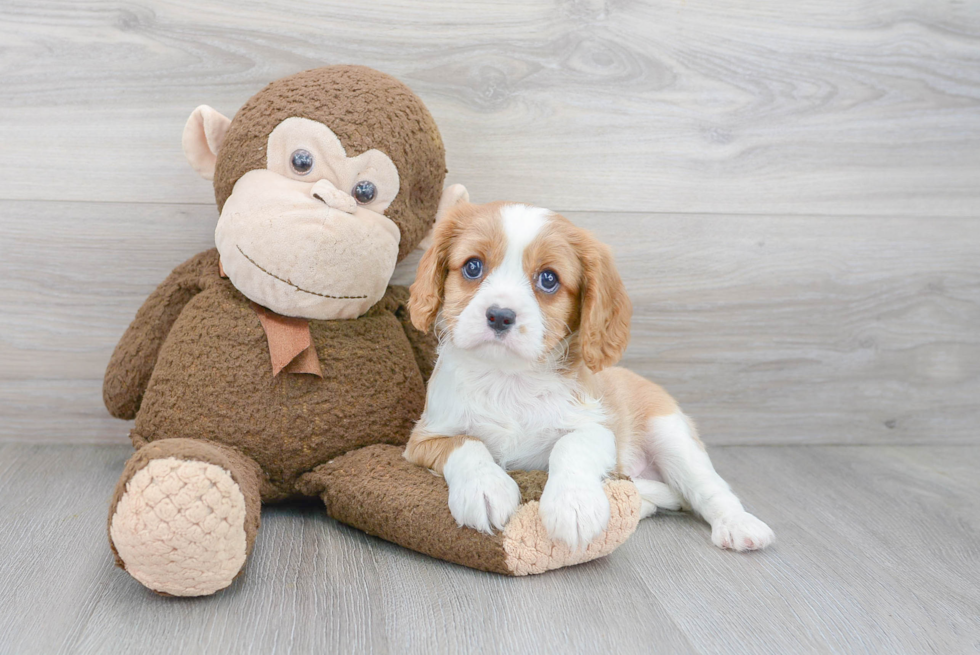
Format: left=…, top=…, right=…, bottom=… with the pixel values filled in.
left=611, top=212, right=980, bottom=446
left=619, top=444, right=980, bottom=655
left=2, top=2, right=977, bottom=651
left=0, top=0, right=978, bottom=216
left=0, top=443, right=977, bottom=654
left=2, top=199, right=977, bottom=445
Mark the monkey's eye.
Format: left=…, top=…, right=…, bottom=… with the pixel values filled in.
left=352, top=180, right=377, bottom=204
left=290, top=149, right=314, bottom=175
left=462, top=258, right=484, bottom=280
left=536, top=269, right=560, bottom=294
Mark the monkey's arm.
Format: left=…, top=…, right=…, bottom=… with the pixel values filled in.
left=103, top=250, right=218, bottom=419
left=388, top=284, right=438, bottom=383
left=296, top=444, right=642, bottom=576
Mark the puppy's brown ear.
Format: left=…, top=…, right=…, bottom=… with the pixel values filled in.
left=409, top=207, right=461, bottom=333
left=577, top=230, right=632, bottom=372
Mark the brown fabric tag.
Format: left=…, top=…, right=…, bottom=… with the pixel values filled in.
left=283, top=341, right=322, bottom=375
left=218, top=257, right=322, bottom=377
left=252, top=303, right=324, bottom=378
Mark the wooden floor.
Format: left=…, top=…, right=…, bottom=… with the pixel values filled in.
left=1, top=443, right=977, bottom=655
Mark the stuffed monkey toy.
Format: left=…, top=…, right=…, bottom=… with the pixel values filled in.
left=103, top=65, right=641, bottom=596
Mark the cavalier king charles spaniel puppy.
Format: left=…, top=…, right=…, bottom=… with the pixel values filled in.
left=405, top=194, right=774, bottom=552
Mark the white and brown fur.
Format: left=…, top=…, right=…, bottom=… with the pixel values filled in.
left=405, top=199, right=774, bottom=551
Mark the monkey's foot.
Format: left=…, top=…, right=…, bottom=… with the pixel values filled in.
left=108, top=439, right=262, bottom=596
left=299, top=444, right=641, bottom=576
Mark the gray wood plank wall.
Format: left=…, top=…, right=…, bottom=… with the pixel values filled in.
left=1, top=0, right=978, bottom=446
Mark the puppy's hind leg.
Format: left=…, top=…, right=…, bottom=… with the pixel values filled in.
left=633, top=478, right=683, bottom=518
left=645, top=413, right=774, bottom=551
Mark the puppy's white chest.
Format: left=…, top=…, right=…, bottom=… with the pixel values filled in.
left=424, top=351, right=604, bottom=470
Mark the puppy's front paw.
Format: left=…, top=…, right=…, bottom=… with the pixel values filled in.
left=539, top=477, right=611, bottom=550
left=711, top=511, right=775, bottom=551
left=447, top=463, right=521, bottom=534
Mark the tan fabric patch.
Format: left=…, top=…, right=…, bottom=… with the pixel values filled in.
left=211, top=65, right=446, bottom=261
left=220, top=258, right=322, bottom=377
left=266, top=117, right=400, bottom=213
left=182, top=105, right=232, bottom=181
left=252, top=303, right=323, bottom=377
left=502, top=479, right=641, bottom=576
left=109, top=457, right=248, bottom=596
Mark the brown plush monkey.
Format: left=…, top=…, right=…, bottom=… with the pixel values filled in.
left=103, top=66, right=641, bottom=596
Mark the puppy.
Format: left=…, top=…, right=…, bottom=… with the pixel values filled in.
left=405, top=199, right=774, bottom=552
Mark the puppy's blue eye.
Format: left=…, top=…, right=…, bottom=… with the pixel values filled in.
left=290, top=149, right=314, bottom=175
left=462, top=258, right=483, bottom=280
left=536, top=269, right=560, bottom=294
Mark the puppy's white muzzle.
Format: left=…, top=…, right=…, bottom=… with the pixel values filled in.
left=451, top=266, right=546, bottom=362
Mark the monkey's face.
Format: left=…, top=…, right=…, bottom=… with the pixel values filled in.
left=183, top=66, right=448, bottom=320
left=214, top=118, right=401, bottom=319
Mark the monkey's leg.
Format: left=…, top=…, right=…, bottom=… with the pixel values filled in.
left=297, top=444, right=641, bottom=575
left=108, top=438, right=262, bottom=596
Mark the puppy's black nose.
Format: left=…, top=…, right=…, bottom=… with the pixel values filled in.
left=486, top=305, right=516, bottom=333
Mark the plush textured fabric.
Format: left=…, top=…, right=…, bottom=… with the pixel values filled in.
left=299, top=444, right=510, bottom=574
left=107, top=438, right=264, bottom=595
left=105, top=249, right=638, bottom=581
left=107, top=249, right=429, bottom=500
left=103, top=254, right=209, bottom=421
left=108, top=438, right=263, bottom=557
left=252, top=303, right=322, bottom=377
left=104, top=66, right=638, bottom=593
left=502, top=479, right=641, bottom=576
left=387, top=285, right=438, bottom=383
left=221, top=260, right=322, bottom=376
left=215, top=168, right=402, bottom=320
left=300, top=444, right=641, bottom=575
left=213, top=65, right=446, bottom=261
left=182, top=105, right=232, bottom=180
left=110, top=457, right=248, bottom=596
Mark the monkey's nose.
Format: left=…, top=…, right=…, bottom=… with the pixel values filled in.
left=311, top=179, right=356, bottom=214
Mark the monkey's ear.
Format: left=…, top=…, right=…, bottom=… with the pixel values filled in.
left=435, top=184, right=469, bottom=224
left=182, top=105, right=232, bottom=181
left=416, top=184, right=469, bottom=252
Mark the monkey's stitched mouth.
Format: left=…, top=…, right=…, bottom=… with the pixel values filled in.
left=236, top=245, right=368, bottom=300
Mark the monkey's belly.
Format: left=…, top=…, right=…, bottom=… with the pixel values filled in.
left=134, top=287, right=426, bottom=497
